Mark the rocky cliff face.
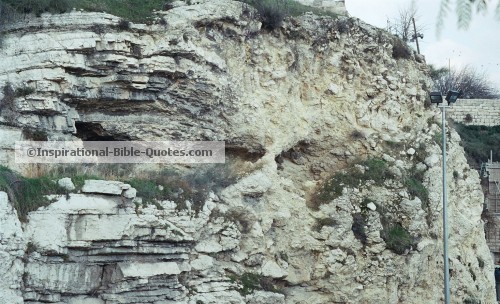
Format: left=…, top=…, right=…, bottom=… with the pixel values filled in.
left=0, top=0, right=495, bottom=303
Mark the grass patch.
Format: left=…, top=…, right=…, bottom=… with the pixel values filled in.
left=404, top=177, right=428, bottom=204
left=0, top=0, right=71, bottom=17
left=15, top=85, right=35, bottom=97
left=0, top=165, right=65, bottom=221
left=242, top=0, right=340, bottom=30
left=392, top=38, right=411, bottom=60
left=453, top=123, right=500, bottom=169
left=381, top=222, right=414, bottom=254
left=128, top=164, right=238, bottom=212
left=0, top=0, right=173, bottom=23
left=310, top=158, right=393, bottom=210
left=433, top=131, right=444, bottom=150
left=0, top=162, right=239, bottom=219
left=229, top=272, right=281, bottom=295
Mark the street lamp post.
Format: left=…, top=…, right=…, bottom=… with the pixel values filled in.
left=429, top=90, right=461, bottom=304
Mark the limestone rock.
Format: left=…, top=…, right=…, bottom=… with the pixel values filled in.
left=81, top=179, right=132, bottom=195
left=0, top=1, right=495, bottom=303
left=0, top=192, right=25, bottom=304
left=58, top=177, right=76, bottom=191
left=246, top=291, right=285, bottom=304
left=191, top=254, right=214, bottom=271
left=261, top=260, right=287, bottom=278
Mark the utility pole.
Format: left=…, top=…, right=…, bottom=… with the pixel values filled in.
left=411, top=18, right=421, bottom=54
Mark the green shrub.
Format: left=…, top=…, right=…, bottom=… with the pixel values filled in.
left=311, top=158, right=393, bottom=209
left=392, top=38, right=411, bottom=60
left=1, top=0, right=70, bottom=16
left=117, top=19, right=131, bottom=30
left=73, top=0, right=168, bottom=22
left=243, top=0, right=289, bottom=30
left=0, top=0, right=172, bottom=23
left=0, top=165, right=65, bottom=221
left=463, top=297, right=481, bottom=304
left=15, top=86, right=35, bottom=97
left=127, top=164, right=238, bottom=212
left=229, top=272, right=281, bottom=295
left=242, top=0, right=339, bottom=30
left=404, top=177, right=428, bottom=204
left=433, top=131, right=444, bottom=150
left=381, top=223, right=414, bottom=254
left=453, top=123, right=500, bottom=169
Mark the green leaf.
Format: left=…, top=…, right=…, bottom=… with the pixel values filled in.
left=436, top=0, right=451, bottom=37
left=456, top=0, right=473, bottom=30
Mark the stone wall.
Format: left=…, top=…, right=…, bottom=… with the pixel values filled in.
left=447, top=99, right=500, bottom=126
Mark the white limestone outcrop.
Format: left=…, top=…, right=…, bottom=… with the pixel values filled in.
left=0, top=0, right=495, bottom=303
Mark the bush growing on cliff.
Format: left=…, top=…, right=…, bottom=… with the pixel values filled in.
left=392, top=38, right=412, bottom=60
left=243, top=0, right=289, bottom=30
left=242, top=0, right=340, bottom=30
left=310, top=158, right=393, bottom=210
left=0, top=0, right=172, bottom=23
left=0, top=0, right=70, bottom=16
left=381, top=222, right=414, bottom=254
left=0, top=165, right=64, bottom=221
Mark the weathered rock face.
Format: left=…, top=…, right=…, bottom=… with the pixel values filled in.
left=0, top=192, right=26, bottom=304
left=0, top=0, right=495, bottom=303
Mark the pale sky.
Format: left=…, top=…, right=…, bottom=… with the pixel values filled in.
left=346, top=0, right=500, bottom=89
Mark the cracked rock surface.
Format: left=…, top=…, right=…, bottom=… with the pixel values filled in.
left=0, top=0, right=495, bottom=303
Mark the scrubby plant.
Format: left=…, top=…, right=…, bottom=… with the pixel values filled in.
left=381, top=222, right=414, bottom=254
left=0, top=165, right=65, bottom=221
left=117, top=19, right=131, bottom=30
left=15, top=85, right=35, bottom=97
left=463, top=297, right=481, bottom=304
left=1, top=0, right=71, bottom=17
left=243, top=0, right=289, bottom=30
left=242, top=0, right=340, bottom=30
left=404, top=176, right=428, bottom=204
left=225, top=208, right=254, bottom=233
left=228, top=272, right=262, bottom=295
left=0, top=0, right=172, bottom=23
left=311, top=157, right=393, bottom=210
left=392, top=38, right=412, bottom=60
left=228, top=272, right=281, bottom=295
left=126, top=164, right=238, bottom=212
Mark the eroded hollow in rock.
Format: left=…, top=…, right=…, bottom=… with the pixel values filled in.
left=74, top=122, right=131, bottom=141
left=225, top=146, right=266, bottom=163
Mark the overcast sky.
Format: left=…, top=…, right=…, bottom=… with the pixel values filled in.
left=346, top=0, right=500, bottom=89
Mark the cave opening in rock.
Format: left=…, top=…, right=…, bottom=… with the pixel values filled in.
left=74, top=122, right=131, bottom=141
